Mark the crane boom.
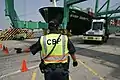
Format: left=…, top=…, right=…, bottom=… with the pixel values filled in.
left=62, top=0, right=87, bottom=29
left=5, top=0, right=19, bottom=28
left=5, top=0, right=47, bottom=29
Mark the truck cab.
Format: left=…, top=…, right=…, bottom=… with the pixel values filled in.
left=83, top=17, right=109, bottom=43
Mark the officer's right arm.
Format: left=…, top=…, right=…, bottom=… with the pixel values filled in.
left=29, top=38, right=42, bottom=55
left=14, top=38, right=42, bottom=54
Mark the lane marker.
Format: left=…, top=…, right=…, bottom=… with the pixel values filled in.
left=69, top=76, right=72, bottom=80
left=31, top=69, right=38, bottom=80
left=77, top=59, right=104, bottom=80
left=0, top=59, right=104, bottom=80
left=0, top=65, right=39, bottom=79
left=28, top=65, right=39, bottom=70
left=31, top=72, right=37, bottom=80
left=31, top=69, right=73, bottom=80
left=0, top=70, right=21, bottom=79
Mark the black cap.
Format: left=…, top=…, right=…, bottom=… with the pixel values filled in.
left=48, top=19, right=59, bottom=30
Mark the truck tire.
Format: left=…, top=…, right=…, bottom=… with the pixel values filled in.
left=83, top=40, right=87, bottom=43
left=107, top=35, right=109, bottom=39
left=104, top=36, right=108, bottom=43
left=104, top=38, right=107, bottom=43
left=100, top=36, right=106, bottom=44
left=100, top=39, right=104, bottom=44
left=20, top=37, right=24, bottom=40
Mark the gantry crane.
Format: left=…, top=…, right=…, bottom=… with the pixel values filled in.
left=5, top=0, right=120, bottom=30
left=5, top=0, right=48, bottom=29
left=5, top=0, right=87, bottom=30
left=95, top=0, right=120, bottom=19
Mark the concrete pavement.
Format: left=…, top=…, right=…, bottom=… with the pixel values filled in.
left=0, top=35, right=120, bottom=80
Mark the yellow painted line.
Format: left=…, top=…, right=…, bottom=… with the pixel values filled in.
left=31, top=69, right=72, bottom=80
left=31, top=72, right=37, bottom=80
left=31, top=69, right=38, bottom=80
left=77, top=59, right=104, bottom=80
left=69, top=76, right=72, bottom=80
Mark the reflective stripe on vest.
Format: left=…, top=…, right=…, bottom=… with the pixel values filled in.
left=40, top=34, right=69, bottom=64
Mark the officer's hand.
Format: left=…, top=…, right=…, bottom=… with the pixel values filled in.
left=23, top=48, right=30, bottom=53
left=14, top=48, right=22, bottom=53
left=73, top=61, right=78, bottom=67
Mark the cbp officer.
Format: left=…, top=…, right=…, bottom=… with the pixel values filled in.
left=17, top=19, right=78, bottom=80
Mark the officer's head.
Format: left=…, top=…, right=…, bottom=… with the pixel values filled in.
left=48, top=19, right=59, bottom=33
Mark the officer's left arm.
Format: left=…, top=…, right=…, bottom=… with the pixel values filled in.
left=67, top=38, right=78, bottom=67
left=67, top=38, right=76, bottom=55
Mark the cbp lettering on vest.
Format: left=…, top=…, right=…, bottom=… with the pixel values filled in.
left=15, top=19, right=78, bottom=80
left=47, top=38, right=61, bottom=45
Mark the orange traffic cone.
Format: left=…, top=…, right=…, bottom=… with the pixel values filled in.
left=0, top=43, right=2, bottom=49
left=2, top=45, right=6, bottom=51
left=3, top=46, right=9, bottom=55
left=21, top=60, right=28, bottom=72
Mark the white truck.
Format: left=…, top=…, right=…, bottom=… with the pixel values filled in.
left=82, top=17, right=109, bottom=43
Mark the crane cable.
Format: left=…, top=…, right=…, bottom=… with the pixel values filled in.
left=24, top=0, right=26, bottom=27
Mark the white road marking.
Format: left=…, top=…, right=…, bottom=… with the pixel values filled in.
left=0, top=70, right=21, bottom=79
left=69, top=76, right=72, bottom=80
left=0, top=65, right=39, bottom=79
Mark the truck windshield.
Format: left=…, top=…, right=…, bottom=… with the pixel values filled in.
left=92, top=22, right=103, bottom=30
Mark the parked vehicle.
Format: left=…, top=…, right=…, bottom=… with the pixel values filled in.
left=13, top=33, right=27, bottom=40
left=82, top=17, right=109, bottom=43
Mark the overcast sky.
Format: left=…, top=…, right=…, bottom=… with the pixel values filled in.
left=0, top=0, right=120, bottom=29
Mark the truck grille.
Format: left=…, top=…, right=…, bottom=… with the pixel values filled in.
left=88, top=32, right=94, bottom=35
left=88, top=37, right=93, bottom=39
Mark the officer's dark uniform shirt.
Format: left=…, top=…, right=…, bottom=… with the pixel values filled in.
left=30, top=34, right=76, bottom=55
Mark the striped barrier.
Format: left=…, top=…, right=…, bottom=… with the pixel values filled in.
left=26, top=32, right=34, bottom=39
left=0, top=29, right=34, bottom=41
left=0, top=30, right=9, bottom=41
left=5, top=29, right=18, bottom=40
